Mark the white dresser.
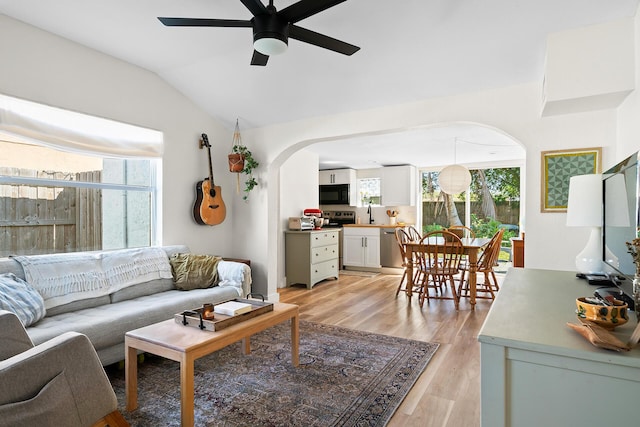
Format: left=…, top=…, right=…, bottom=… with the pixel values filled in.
left=285, top=230, right=339, bottom=289
left=478, top=268, right=640, bottom=427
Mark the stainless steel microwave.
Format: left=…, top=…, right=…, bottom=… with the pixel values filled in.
left=319, top=184, right=351, bottom=205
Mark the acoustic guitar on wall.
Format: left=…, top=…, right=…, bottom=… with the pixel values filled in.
left=193, top=133, right=226, bottom=225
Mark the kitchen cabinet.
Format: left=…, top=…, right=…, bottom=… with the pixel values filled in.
left=478, top=268, right=640, bottom=426
left=285, top=230, right=339, bottom=289
left=381, top=165, right=416, bottom=206
left=319, top=169, right=356, bottom=185
left=343, top=227, right=380, bottom=268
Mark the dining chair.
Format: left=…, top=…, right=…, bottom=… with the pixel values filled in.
left=458, top=228, right=505, bottom=300
left=447, top=225, right=476, bottom=269
left=447, top=225, right=476, bottom=239
left=407, top=225, right=422, bottom=242
left=395, top=228, right=424, bottom=297
left=416, top=230, right=464, bottom=309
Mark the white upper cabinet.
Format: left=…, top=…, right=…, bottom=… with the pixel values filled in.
left=381, top=165, right=416, bottom=206
left=319, top=169, right=356, bottom=185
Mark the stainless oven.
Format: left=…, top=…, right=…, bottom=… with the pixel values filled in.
left=319, top=184, right=350, bottom=205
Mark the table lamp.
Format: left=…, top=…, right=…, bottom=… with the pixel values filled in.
left=566, top=174, right=603, bottom=274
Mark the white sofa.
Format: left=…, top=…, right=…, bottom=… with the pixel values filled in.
left=0, top=245, right=251, bottom=366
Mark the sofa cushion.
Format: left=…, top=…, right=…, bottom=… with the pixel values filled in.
left=45, top=296, right=111, bottom=317
left=26, top=286, right=241, bottom=349
left=0, top=273, right=46, bottom=327
left=109, top=278, right=175, bottom=303
left=169, top=253, right=221, bottom=290
left=0, top=259, right=25, bottom=280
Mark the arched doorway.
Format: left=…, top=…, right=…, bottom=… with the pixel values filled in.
left=271, top=122, right=526, bottom=295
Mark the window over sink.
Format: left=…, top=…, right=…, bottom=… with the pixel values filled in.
left=358, top=178, right=381, bottom=206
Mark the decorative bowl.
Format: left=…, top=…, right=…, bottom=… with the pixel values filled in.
left=576, top=297, right=628, bottom=329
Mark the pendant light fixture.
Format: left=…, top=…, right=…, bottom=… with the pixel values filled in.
left=439, top=138, right=471, bottom=194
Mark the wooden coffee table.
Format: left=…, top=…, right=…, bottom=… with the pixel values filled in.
left=125, top=302, right=299, bottom=427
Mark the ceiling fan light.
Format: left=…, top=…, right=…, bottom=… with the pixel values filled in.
left=439, top=164, right=471, bottom=194
left=254, top=37, right=288, bottom=56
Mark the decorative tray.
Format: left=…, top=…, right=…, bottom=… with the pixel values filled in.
left=174, top=298, right=273, bottom=331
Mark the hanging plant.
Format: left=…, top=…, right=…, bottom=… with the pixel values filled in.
left=229, top=119, right=259, bottom=200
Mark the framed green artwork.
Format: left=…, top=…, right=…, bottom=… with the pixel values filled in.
left=541, top=147, right=601, bottom=212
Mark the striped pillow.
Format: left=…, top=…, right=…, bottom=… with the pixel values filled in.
left=0, top=273, right=46, bottom=327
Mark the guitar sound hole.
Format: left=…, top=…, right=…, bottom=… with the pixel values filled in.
left=209, top=189, right=216, bottom=197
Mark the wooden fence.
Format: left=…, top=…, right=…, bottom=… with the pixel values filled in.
left=422, top=200, right=520, bottom=230
left=0, top=168, right=102, bottom=256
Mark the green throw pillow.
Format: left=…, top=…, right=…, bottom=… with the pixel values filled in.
left=169, top=253, right=221, bottom=290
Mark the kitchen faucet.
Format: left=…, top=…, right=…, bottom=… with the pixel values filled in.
left=367, top=203, right=374, bottom=224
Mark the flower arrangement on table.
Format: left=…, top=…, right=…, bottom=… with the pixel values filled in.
left=625, top=238, right=640, bottom=319
left=625, top=238, right=640, bottom=275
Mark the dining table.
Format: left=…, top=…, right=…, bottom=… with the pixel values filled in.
left=404, top=237, right=491, bottom=310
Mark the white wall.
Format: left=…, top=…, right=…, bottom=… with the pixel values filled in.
left=278, top=150, right=319, bottom=290
left=618, top=7, right=640, bottom=162
left=280, top=150, right=319, bottom=222
left=0, top=15, right=237, bottom=257
left=543, top=18, right=635, bottom=116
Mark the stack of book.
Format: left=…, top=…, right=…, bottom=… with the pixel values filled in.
left=214, top=300, right=253, bottom=316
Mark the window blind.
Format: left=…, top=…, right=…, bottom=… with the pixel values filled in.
left=0, top=93, right=163, bottom=158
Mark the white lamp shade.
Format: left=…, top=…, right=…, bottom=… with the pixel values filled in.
left=254, top=37, right=288, bottom=56
left=566, top=174, right=602, bottom=227
left=439, top=164, right=471, bottom=194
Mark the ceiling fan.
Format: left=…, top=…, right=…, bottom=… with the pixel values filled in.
left=158, top=0, right=360, bottom=66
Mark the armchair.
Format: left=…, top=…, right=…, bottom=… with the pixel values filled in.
left=0, top=310, right=128, bottom=427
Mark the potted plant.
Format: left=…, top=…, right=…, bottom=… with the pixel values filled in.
left=229, top=120, right=259, bottom=200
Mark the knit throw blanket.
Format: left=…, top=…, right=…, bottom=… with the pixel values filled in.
left=13, top=247, right=173, bottom=309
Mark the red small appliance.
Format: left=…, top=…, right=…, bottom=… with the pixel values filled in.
left=303, top=208, right=323, bottom=229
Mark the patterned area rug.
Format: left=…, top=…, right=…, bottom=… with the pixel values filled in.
left=108, top=321, right=438, bottom=426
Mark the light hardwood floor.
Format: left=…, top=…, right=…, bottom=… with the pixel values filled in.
left=278, top=270, right=503, bottom=427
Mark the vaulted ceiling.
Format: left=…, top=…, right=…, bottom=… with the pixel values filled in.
left=1, top=0, right=637, bottom=168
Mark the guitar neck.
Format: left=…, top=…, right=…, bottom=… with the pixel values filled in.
left=202, top=133, right=214, bottom=185
left=206, top=144, right=214, bottom=185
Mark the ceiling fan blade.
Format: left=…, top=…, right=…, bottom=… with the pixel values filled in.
left=158, top=17, right=252, bottom=28
left=251, top=50, right=269, bottom=66
left=240, top=0, right=268, bottom=17
left=289, top=25, right=359, bottom=55
left=280, top=0, right=347, bottom=23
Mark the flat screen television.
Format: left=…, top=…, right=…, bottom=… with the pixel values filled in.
left=602, top=151, right=639, bottom=299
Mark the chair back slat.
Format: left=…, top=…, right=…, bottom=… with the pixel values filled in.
left=407, top=225, right=422, bottom=242
left=447, top=225, right=476, bottom=239
left=478, top=228, right=505, bottom=269
left=395, top=228, right=411, bottom=260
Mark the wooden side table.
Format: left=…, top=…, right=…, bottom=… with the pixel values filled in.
left=511, top=232, right=524, bottom=268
